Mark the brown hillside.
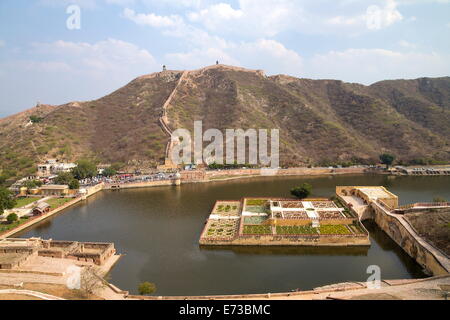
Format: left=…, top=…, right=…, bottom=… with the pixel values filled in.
left=0, top=65, right=449, bottom=178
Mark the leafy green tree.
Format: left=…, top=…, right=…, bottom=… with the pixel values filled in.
left=379, top=153, right=395, bottom=169
left=102, top=167, right=117, bottom=177
left=23, top=180, right=43, bottom=189
left=71, top=160, right=98, bottom=180
left=433, top=197, right=447, bottom=203
left=0, top=187, right=16, bottom=214
left=54, top=172, right=79, bottom=189
left=68, top=179, right=80, bottom=190
left=290, top=183, right=312, bottom=200
left=138, top=282, right=157, bottom=295
left=54, top=172, right=75, bottom=185
left=29, top=115, right=43, bottom=123
left=7, top=213, right=18, bottom=224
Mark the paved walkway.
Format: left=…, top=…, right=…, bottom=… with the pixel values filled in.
left=0, top=289, right=65, bottom=300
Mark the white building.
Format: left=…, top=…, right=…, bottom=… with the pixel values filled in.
left=37, top=159, right=77, bottom=177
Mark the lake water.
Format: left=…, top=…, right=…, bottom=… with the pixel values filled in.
left=17, top=174, right=450, bottom=296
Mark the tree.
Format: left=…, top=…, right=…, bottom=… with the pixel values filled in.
left=379, top=153, right=395, bottom=169
left=138, top=282, right=157, bottom=295
left=79, top=266, right=105, bottom=296
left=54, top=172, right=79, bottom=190
left=0, top=187, right=16, bottom=214
left=29, top=115, right=43, bottom=123
left=23, top=180, right=42, bottom=190
left=71, top=160, right=98, bottom=180
left=290, top=183, right=312, bottom=200
left=433, top=197, right=447, bottom=203
left=102, top=167, right=117, bottom=177
left=7, top=213, right=18, bottom=224
left=68, top=179, right=80, bottom=190
left=54, top=172, right=75, bottom=185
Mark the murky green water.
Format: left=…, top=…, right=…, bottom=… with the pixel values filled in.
left=17, top=174, right=450, bottom=295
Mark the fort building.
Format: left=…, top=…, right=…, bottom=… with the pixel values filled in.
left=0, top=238, right=116, bottom=270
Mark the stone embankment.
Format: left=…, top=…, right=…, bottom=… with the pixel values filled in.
left=339, top=191, right=450, bottom=276
left=126, top=275, right=450, bottom=300
left=103, top=179, right=181, bottom=190
left=370, top=201, right=450, bottom=276
left=182, top=167, right=366, bottom=183
left=0, top=183, right=104, bottom=239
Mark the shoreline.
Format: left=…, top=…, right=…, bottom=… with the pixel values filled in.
left=0, top=172, right=448, bottom=300
left=0, top=168, right=429, bottom=238
left=0, top=183, right=104, bottom=239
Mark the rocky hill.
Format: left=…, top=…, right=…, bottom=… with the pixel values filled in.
left=0, top=65, right=449, bottom=178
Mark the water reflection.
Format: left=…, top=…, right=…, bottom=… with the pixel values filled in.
left=200, top=245, right=370, bottom=256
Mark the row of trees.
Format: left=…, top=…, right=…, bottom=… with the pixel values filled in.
left=53, top=160, right=118, bottom=189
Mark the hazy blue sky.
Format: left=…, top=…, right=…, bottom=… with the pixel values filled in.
left=0, top=0, right=449, bottom=117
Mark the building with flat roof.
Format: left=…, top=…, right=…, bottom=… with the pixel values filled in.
left=40, top=185, right=69, bottom=196
left=37, top=159, right=77, bottom=177
left=336, top=186, right=398, bottom=209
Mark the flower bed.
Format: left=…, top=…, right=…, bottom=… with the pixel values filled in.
left=213, top=201, right=240, bottom=216
left=317, top=211, right=344, bottom=219
left=204, top=220, right=239, bottom=239
left=242, top=225, right=272, bottom=235
left=282, top=212, right=308, bottom=219
left=311, top=201, right=337, bottom=209
left=244, top=205, right=267, bottom=214
left=245, top=199, right=268, bottom=206
left=243, top=216, right=268, bottom=225
left=318, top=225, right=351, bottom=235
left=276, top=225, right=319, bottom=235
left=280, top=201, right=304, bottom=209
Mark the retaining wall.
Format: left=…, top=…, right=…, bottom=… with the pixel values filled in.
left=371, top=202, right=449, bottom=275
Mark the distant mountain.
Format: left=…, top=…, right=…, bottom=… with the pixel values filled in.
left=1, top=65, right=449, bottom=178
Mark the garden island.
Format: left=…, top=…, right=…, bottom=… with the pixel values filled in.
left=199, top=197, right=370, bottom=246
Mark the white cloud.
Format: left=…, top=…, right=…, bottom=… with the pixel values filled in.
left=365, top=0, right=403, bottom=30
left=38, top=0, right=98, bottom=9
left=146, top=0, right=204, bottom=8
left=307, top=48, right=450, bottom=84
left=327, top=0, right=403, bottom=31
left=188, top=3, right=243, bottom=31
left=165, top=39, right=303, bottom=77
left=123, top=8, right=184, bottom=28
left=166, top=47, right=238, bottom=69
left=231, top=39, right=303, bottom=75
left=0, top=38, right=161, bottom=116
left=399, top=40, right=417, bottom=48
left=186, top=0, right=302, bottom=37
left=106, top=0, right=136, bottom=5
left=31, top=38, right=156, bottom=75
